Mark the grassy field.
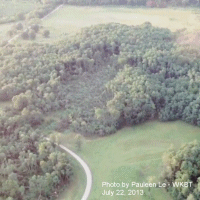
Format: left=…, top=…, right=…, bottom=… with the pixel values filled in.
left=39, top=5, right=200, bottom=43
left=9, top=6, right=200, bottom=44
left=0, top=23, right=14, bottom=41
left=0, top=0, right=40, bottom=41
left=0, top=0, right=39, bottom=18
left=57, top=120, right=200, bottom=200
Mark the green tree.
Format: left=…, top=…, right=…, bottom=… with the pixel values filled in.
left=75, top=134, right=83, bottom=152
left=161, top=140, right=200, bottom=200
left=29, top=30, right=36, bottom=40
left=43, top=30, right=50, bottom=38
left=21, top=32, right=29, bottom=40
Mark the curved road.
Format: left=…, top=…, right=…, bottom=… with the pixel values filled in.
left=46, top=138, right=92, bottom=200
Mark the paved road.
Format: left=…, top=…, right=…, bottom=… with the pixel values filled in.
left=46, top=138, right=92, bottom=200
left=59, top=144, right=92, bottom=200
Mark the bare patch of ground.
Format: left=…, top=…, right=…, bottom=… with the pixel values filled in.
left=176, top=28, right=200, bottom=48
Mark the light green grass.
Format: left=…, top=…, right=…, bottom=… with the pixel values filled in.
left=0, top=23, right=14, bottom=41
left=0, top=0, right=39, bottom=18
left=58, top=120, right=200, bottom=200
left=39, top=5, right=200, bottom=43
left=12, top=6, right=200, bottom=44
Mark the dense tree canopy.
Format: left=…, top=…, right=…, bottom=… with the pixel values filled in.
left=161, top=141, right=200, bottom=200
left=1, top=22, right=200, bottom=136
left=0, top=110, right=73, bottom=199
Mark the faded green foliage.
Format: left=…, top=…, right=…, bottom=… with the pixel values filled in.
left=2, top=23, right=200, bottom=135
left=161, top=140, right=200, bottom=200
left=2, top=21, right=200, bottom=199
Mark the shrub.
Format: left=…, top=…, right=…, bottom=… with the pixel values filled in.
left=0, top=40, right=8, bottom=47
left=146, top=0, right=157, bottom=7
left=75, top=134, right=83, bottom=151
left=43, top=30, right=50, bottom=38
left=28, top=18, right=42, bottom=26
left=33, top=10, right=44, bottom=18
left=29, top=30, right=36, bottom=40
left=55, top=118, right=70, bottom=132
left=15, top=23, right=23, bottom=30
left=17, top=13, right=25, bottom=20
left=182, top=0, right=190, bottom=6
left=21, top=32, right=29, bottom=40
left=156, top=0, right=167, bottom=7
left=26, top=12, right=35, bottom=20
left=161, top=140, right=200, bottom=200
left=42, top=0, right=52, bottom=4
left=0, top=89, right=10, bottom=101
left=28, top=111, right=44, bottom=126
left=30, top=24, right=40, bottom=33
left=12, top=95, right=28, bottom=111
left=7, top=30, right=14, bottom=38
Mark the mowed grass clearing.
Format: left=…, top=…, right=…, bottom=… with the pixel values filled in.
left=0, top=0, right=39, bottom=18
left=0, top=23, right=14, bottom=41
left=40, top=5, right=200, bottom=43
left=58, top=120, right=200, bottom=200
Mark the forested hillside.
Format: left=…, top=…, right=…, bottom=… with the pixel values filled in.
left=2, top=22, right=200, bottom=199
left=1, top=22, right=200, bottom=136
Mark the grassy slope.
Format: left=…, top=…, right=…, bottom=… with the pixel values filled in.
left=0, top=0, right=39, bottom=18
left=58, top=120, right=200, bottom=200
left=38, top=5, right=200, bottom=43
